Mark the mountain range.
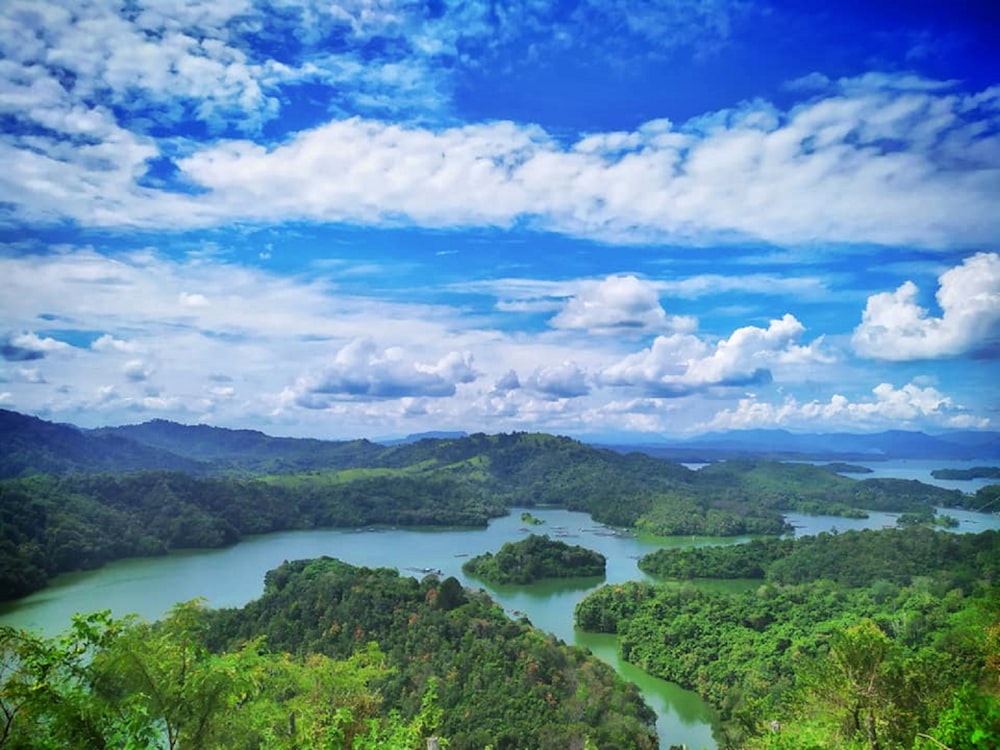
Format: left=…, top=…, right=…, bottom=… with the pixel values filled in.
left=1, top=409, right=998, bottom=480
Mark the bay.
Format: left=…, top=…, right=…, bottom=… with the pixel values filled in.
left=0, top=507, right=733, bottom=750
left=3, top=457, right=998, bottom=749
left=826, top=458, right=1000, bottom=495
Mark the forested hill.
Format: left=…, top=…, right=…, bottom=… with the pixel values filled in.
left=0, top=408, right=984, bottom=601
left=576, top=527, right=1000, bottom=748
left=0, top=409, right=207, bottom=477
left=91, top=418, right=386, bottom=474
left=1, top=561, right=658, bottom=750
left=205, top=558, right=658, bottom=750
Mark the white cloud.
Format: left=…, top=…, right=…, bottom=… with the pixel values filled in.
left=491, top=369, right=521, bottom=394
left=16, top=367, right=47, bottom=384
left=123, top=359, right=154, bottom=383
left=1, top=331, right=71, bottom=361
left=525, top=362, right=590, bottom=399
left=601, top=314, right=828, bottom=396
left=853, top=252, right=1000, bottom=360
left=0, top=248, right=499, bottom=430
left=0, top=245, right=992, bottom=439
left=284, top=338, right=478, bottom=407
left=703, top=381, right=989, bottom=431
left=3, top=30, right=998, bottom=252
left=654, top=273, right=832, bottom=300
left=179, top=292, right=210, bottom=308
left=550, top=274, right=696, bottom=334
left=92, top=334, right=144, bottom=353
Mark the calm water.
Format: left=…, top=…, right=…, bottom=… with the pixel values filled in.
left=824, top=458, right=1000, bottom=495
left=0, top=508, right=730, bottom=749
left=3, top=460, right=998, bottom=749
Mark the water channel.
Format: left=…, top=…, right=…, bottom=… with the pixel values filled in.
left=2, top=457, right=998, bottom=749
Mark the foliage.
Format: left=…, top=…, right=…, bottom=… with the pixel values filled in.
left=975, top=484, right=1000, bottom=513
left=639, top=527, right=1000, bottom=589
left=520, top=512, right=545, bottom=525
left=1, top=415, right=981, bottom=600
left=206, top=557, right=658, bottom=750
left=578, top=529, right=1000, bottom=749
left=930, top=467, right=1000, bottom=480
left=462, top=534, right=606, bottom=585
left=0, top=603, right=438, bottom=750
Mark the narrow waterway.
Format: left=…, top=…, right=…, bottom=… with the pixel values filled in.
left=0, top=508, right=733, bottom=749
left=3, top=499, right=998, bottom=749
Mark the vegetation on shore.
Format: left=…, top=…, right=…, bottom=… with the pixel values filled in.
left=0, top=413, right=982, bottom=601
left=1, top=559, right=657, bottom=750
left=930, top=466, right=1000, bottom=480
left=3, top=410, right=999, bottom=750
left=462, top=534, right=606, bottom=585
left=577, top=527, right=1000, bottom=748
left=207, top=558, right=656, bottom=750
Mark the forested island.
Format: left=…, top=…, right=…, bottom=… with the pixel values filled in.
left=462, top=534, right=607, bottom=585
left=576, top=527, right=1000, bottom=749
left=931, top=466, right=1000, bottom=480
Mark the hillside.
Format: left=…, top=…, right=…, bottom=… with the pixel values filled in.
left=92, top=418, right=384, bottom=474
left=2, top=560, right=657, bottom=750
left=205, top=558, right=658, bottom=750
left=577, top=527, right=1000, bottom=747
left=0, top=409, right=206, bottom=477
left=0, top=409, right=982, bottom=601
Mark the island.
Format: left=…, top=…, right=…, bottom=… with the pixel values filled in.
left=520, top=511, right=545, bottom=525
left=930, top=466, right=1000, bottom=480
left=822, top=462, right=874, bottom=474
left=462, top=534, right=606, bottom=585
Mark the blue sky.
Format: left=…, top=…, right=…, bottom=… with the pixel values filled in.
left=1, top=0, right=998, bottom=441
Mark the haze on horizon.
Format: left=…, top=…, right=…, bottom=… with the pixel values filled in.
left=1, top=0, right=998, bottom=441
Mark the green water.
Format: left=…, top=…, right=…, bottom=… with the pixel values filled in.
left=0, top=508, right=733, bottom=749
left=8, top=503, right=991, bottom=747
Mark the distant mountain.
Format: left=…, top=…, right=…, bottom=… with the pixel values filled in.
left=93, top=419, right=383, bottom=474
left=379, top=430, right=470, bottom=445
left=2, top=409, right=984, bottom=601
left=4, top=409, right=997, bottom=483
left=0, top=409, right=205, bottom=478
left=603, top=429, right=1000, bottom=461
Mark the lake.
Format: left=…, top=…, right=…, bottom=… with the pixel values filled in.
left=0, top=508, right=729, bottom=749
left=821, top=457, right=1000, bottom=495
left=2, top=459, right=999, bottom=749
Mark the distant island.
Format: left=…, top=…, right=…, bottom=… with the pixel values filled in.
left=520, top=511, right=545, bottom=525
left=462, top=534, right=606, bottom=585
left=930, top=466, right=1000, bottom=480
left=822, top=462, right=874, bottom=474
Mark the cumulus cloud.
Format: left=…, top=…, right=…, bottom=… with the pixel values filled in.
left=550, top=275, right=696, bottom=334
left=703, top=381, right=989, bottom=431
left=164, top=79, right=1000, bottom=247
left=525, top=362, right=590, bottom=399
left=123, top=359, right=154, bottom=383
left=601, top=314, right=826, bottom=396
left=1, top=331, right=70, bottom=361
left=491, top=369, right=521, bottom=394
left=3, top=18, right=998, bottom=252
left=286, top=338, right=478, bottom=408
left=853, top=252, right=1000, bottom=360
